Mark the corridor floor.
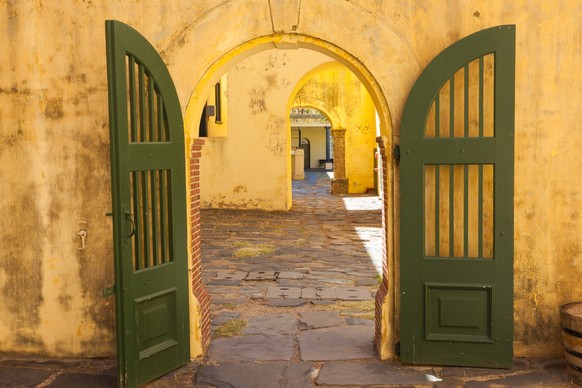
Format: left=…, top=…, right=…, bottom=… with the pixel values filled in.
left=201, top=169, right=383, bottom=316
left=197, top=169, right=385, bottom=385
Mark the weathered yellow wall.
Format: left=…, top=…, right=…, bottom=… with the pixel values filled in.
left=0, top=0, right=580, bottom=359
left=292, top=64, right=377, bottom=193
left=199, top=49, right=331, bottom=210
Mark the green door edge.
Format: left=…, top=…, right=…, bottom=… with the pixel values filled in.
left=106, top=20, right=190, bottom=387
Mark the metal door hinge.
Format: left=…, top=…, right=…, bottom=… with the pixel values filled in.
left=103, top=285, right=116, bottom=297
left=394, top=145, right=401, bottom=162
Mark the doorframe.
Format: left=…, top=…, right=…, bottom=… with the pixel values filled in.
left=182, top=33, right=398, bottom=360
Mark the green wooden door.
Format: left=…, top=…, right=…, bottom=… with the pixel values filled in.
left=400, top=25, right=515, bottom=367
left=106, top=20, right=190, bottom=387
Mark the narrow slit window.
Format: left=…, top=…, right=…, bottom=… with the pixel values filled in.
left=214, top=82, right=222, bottom=123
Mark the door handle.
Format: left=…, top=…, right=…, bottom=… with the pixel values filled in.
left=124, top=212, right=135, bottom=238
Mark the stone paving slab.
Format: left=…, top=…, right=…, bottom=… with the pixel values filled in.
left=46, top=373, right=117, bottom=387
left=238, top=286, right=264, bottom=296
left=299, top=311, right=343, bottom=329
left=277, top=271, right=304, bottom=279
left=208, top=334, right=294, bottom=362
left=0, top=366, right=54, bottom=387
left=308, top=270, right=342, bottom=277
left=298, top=326, right=375, bottom=361
left=243, top=313, right=297, bottom=335
left=276, top=279, right=304, bottom=287
left=356, top=278, right=380, bottom=286
left=440, top=365, right=517, bottom=378
left=346, top=271, right=378, bottom=278
left=268, top=298, right=307, bottom=307
left=266, top=286, right=302, bottom=299
left=210, top=297, right=247, bottom=306
left=301, top=287, right=337, bottom=300
left=317, top=361, right=441, bottom=386
left=319, top=278, right=353, bottom=285
left=246, top=270, right=277, bottom=281
left=335, top=287, right=373, bottom=301
left=196, top=361, right=313, bottom=388
left=543, top=359, right=572, bottom=382
left=214, top=270, right=248, bottom=280
left=206, top=279, right=242, bottom=286
left=345, top=317, right=374, bottom=326
left=205, top=286, right=240, bottom=294
left=463, top=371, right=568, bottom=387
left=310, top=299, right=336, bottom=306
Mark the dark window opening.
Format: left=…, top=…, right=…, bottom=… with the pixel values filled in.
left=214, top=82, right=222, bottom=123
left=199, top=103, right=208, bottom=137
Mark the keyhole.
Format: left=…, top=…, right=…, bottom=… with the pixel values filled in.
left=78, top=230, right=87, bottom=250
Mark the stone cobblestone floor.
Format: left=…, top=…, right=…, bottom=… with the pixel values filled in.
left=200, top=169, right=383, bottom=314
left=0, top=171, right=578, bottom=387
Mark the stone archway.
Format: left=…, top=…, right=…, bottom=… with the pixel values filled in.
left=288, top=99, right=346, bottom=191
left=183, top=38, right=396, bottom=361
left=288, top=62, right=379, bottom=195
left=162, top=1, right=420, bottom=360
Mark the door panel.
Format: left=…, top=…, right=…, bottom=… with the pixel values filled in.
left=106, top=20, right=190, bottom=387
left=400, top=25, right=515, bottom=368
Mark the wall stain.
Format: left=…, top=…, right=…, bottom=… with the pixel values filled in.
left=248, top=88, right=266, bottom=114
left=233, top=185, right=247, bottom=193
left=0, top=84, right=30, bottom=95
left=44, top=98, right=64, bottom=120
left=58, top=292, right=73, bottom=311
left=264, top=73, right=278, bottom=88
left=65, top=64, right=87, bottom=83
left=0, top=184, right=45, bottom=350
left=1, top=128, right=24, bottom=149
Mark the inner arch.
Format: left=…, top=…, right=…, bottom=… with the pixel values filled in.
left=184, top=34, right=392, bottom=143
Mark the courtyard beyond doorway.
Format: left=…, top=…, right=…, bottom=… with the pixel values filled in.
left=200, top=169, right=383, bottom=344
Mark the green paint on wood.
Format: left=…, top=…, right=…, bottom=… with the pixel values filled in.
left=399, top=25, right=515, bottom=368
left=106, top=20, right=190, bottom=388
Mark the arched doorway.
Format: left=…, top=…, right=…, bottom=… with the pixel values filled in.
left=182, top=33, right=396, bottom=361
left=300, top=138, right=311, bottom=170
left=157, top=4, right=421, bottom=361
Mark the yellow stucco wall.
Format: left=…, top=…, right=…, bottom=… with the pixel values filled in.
left=292, top=63, right=377, bottom=193
left=0, top=0, right=580, bottom=359
left=199, top=48, right=331, bottom=210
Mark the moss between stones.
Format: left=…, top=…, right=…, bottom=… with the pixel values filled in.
left=233, top=242, right=275, bottom=258
left=213, top=319, right=247, bottom=338
left=323, top=300, right=376, bottom=320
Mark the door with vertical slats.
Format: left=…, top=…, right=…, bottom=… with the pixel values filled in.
left=400, top=25, right=515, bottom=367
left=106, top=20, right=189, bottom=387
